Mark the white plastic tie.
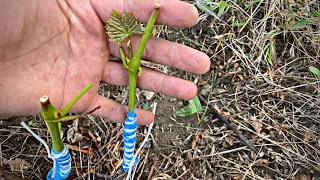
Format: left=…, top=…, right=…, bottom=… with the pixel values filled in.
left=125, top=102, right=157, bottom=180
left=20, top=122, right=57, bottom=176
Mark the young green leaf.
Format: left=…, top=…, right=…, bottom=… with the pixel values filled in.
left=245, top=0, right=261, bottom=9
left=264, top=30, right=277, bottom=41
left=176, top=96, right=203, bottom=117
left=143, top=103, right=151, bottom=110
left=218, top=1, right=227, bottom=17
left=232, top=20, right=245, bottom=27
left=265, top=40, right=276, bottom=66
left=196, top=0, right=217, bottom=17
left=124, top=13, right=142, bottom=36
left=105, top=10, right=142, bottom=44
left=28, top=120, right=33, bottom=126
left=289, top=19, right=307, bottom=30
left=311, top=8, right=320, bottom=20
left=309, top=66, right=320, bottom=80
left=287, top=8, right=296, bottom=17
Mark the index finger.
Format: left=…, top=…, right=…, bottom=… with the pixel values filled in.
left=91, top=0, right=198, bottom=28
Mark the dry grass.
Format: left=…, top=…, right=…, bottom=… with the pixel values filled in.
left=1, top=0, right=320, bottom=179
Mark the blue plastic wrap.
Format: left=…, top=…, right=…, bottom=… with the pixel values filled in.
left=47, top=144, right=71, bottom=180
left=122, top=109, right=139, bottom=172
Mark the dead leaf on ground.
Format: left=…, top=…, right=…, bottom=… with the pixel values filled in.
left=251, top=159, right=269, bottom=167
left=303, top=131, right=311, bottom=142
left=279, top=123, right=289, bottom=130
left=234, top=174, right=243, bottom=180
left=252, top=120, right=263, bottom=134
left=251, top=135, right=262, bottom=143
left=238, top=74, right=244, bottom=80
left=198, top=80, right=208, bottom=85
left=224, top=136, right=234, bottom=146
left=192, top=133, right=202, bottom=149
left=277, top=123, right=289, bottom=135
left=67, top=126, right=84, bottom=143
left=143, top=90, right=155, bottom=100
left=213, top=104, right=230, bottom=117
left=0, top=167, right=25, bottom=180
left=278, top=91, right=285, bottom=101
left=213, top=104, right=222, bottom=114
left=292, top=174, right=311, bottom=180
left=3, top=158, right=30, bottom=171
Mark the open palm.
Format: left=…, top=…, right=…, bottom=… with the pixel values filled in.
left=0, top=0, right=210, bottom=125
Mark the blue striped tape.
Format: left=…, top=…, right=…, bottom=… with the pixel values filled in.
left=122, top=109, right=139, bottom=172
left=47, top=144, right=71, bottom=180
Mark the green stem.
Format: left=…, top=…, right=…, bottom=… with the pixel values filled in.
left=128, top=6, right=159, bottom=71
left=40, top=83, right=93, bottom=152
left=120, top=46, right=129, bottom=69
left=46, top=121, right=64, bottom=152
left=40, top=96, right=64, bottom=152
left=128, top=72, right=138, bottom=111
left=60, top=83, right=93, bottom=116
left=127, top=5, right=160, bottom=111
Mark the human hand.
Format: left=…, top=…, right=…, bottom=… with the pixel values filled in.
left=0, top=0, right=210, bottom=125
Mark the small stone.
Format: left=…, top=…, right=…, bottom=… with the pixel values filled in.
left=169, top=98, right=177, bottom=102
left=178, top=101, right=184, bottom=107
left=97, top=136, right=101, bottom=142
left=259, top=151, right=265, bottom=158
left=143, top=90, right=154, bottom=100
left=186, top=152, right=193, bottom=160
left=200, top=84, right=211, bottom=96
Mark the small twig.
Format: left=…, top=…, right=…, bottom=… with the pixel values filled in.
left=88, top=130, right=105, bottom=157
left=212, top=105, right=259, bottom=154
left=147, top=156, right=158, bottom=180
left=66, top=144, right=92, bottom=155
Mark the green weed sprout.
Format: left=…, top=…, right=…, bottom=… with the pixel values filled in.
left=176, top=96, right=203, bottom=117
left=309, top=66, right=320, bottom=81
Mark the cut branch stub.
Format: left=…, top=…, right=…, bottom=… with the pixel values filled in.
left=155, top=3, right=161, bottom=9
left=40, top=95, right=59, bottom=120
left=40, top=96, right=50, bottom=111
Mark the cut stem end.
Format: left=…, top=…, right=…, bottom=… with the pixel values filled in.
left=40, top=96, right=50, bottom=110
left=155, top=3, right=161, bottom=9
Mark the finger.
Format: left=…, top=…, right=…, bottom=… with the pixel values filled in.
left=91, top=0, right=198, bottom=28
left=109, top=36, right=210, bottom=74
left=103, top=61, right=198, bottom=100
left=89, top=95, right=154, bottom=125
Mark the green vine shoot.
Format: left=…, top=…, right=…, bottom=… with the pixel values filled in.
left=40, top=83, right=100, bottom=152
left=105, top=4, right=160, bottom=112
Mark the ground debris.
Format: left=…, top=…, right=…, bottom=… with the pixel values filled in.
left=251, top=120, right=263, bottom=134
left=3, top=158, right=30, bottom=171
left=0, top=167, right=25, bottom=180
